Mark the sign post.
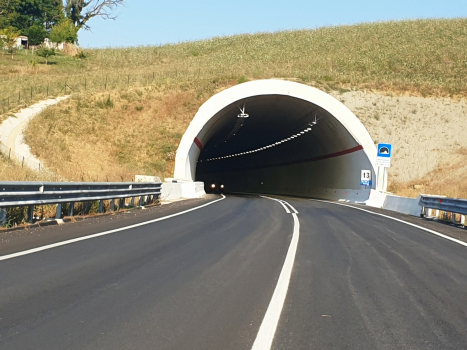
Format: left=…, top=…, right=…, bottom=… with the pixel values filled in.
left=376, top=143, right=392, bottom=192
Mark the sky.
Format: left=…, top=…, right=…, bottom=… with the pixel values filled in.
left=79, top=0, right=467, bottom=48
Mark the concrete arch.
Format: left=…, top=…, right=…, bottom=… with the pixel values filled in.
left=174, top=79, right=377, bottom=201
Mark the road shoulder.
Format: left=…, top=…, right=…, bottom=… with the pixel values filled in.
left=0, top=195, right=220, bottom=257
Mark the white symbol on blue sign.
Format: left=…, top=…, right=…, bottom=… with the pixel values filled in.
left=377, top=143, right=392, bottom=158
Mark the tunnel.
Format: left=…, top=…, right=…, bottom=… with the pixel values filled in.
left=174, top=80, right=378, bottom=201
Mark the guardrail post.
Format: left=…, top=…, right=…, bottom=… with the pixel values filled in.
left=110, top=199, right=115, bottom=211
left=0, top=208, right=6, bottom=226
left=138, top=196, right=143, bottom=207
left=451, top=213, right=457, bottom=224
left=84, top=201, right=91, bottom=215
left=69, top=202, right=74, bottom=216
left=130, top=197, right=135, bottom=207
left=27, top=205, right=34, bottom=223
left=99, top=200, right=104, bottom=213
left=56, top=203, right=62, bottom=219
left=461, top=215, right=466, bottom=226
left=119, top=198, right=124, bottom=210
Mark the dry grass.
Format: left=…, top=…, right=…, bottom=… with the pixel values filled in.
left=0, top=153, right=55, bottom=181
left=23, top=86, right=208, bottom=181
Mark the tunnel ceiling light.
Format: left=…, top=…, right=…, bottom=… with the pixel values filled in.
left=201, top=122, right=319, bottom=162
left=238, top=102, right=249, bottom=118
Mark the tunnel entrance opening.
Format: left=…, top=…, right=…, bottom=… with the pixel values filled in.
left=174, top=80, right=377, bottom=201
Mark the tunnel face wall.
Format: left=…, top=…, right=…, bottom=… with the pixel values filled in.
left=174, top=80, right=377, bottom=201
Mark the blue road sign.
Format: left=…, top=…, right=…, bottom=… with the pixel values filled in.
left=377, top=143, right=392, bottom=158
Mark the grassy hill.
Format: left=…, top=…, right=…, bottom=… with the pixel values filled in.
left=1, top=18, right=467, bottom=196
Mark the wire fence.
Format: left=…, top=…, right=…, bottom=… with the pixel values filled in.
left=0, top=68, right=212, bottom=115
left=0, top=141, right=44, bottom=172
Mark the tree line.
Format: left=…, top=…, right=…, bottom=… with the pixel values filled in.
left=0, top=0, right=124, bottom=46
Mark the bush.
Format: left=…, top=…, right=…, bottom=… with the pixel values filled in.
left=36, top=47, right=56, bottom=64
left=76, top=50, right=87, bottom=59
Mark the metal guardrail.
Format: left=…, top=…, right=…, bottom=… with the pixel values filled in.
left=0, top=181, right=162, bottom=225
left=419, top=196, right=467, bottom=223
left=419, top=196, right=467, bottom=215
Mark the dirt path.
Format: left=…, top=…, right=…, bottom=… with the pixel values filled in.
left=0, top=96, right=69, bottom=170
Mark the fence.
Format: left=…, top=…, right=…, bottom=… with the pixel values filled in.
left=0, top=181, right=162, bottom=226
left=0, top=68, right=207, bottom=115
left=0, top=141, right=44, bottom=172
left=419, top=196, right=467, bottom=225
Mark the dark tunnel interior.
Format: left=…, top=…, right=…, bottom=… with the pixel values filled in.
left=195, top=95, right=370, bottom=196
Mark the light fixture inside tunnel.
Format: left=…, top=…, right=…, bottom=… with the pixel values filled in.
left=201, top=120, right=319, bottom=162
left=237, top=102, right=249, bottom=118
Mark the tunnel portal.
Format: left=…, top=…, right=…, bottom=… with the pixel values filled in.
left=174, top=80, right=377, bottom=201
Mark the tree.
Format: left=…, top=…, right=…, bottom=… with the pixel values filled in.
left=0, top=0, right=21, bottom=29
left=49, top=18, right=77, bottom=43
left=36, top=46, right=55, bottom=64
left=0, top=26, right=20, bottom=59
left=64, top=0, right=125, bottom=31
left=26, top=24, right=47, bottom=46
left=0, top=0, right=63, bottom=34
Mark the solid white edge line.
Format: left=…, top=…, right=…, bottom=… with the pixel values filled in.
left=314, top=199, right=467, bottom=248
left=260, top=196, right=290, bottom=214
left=0, top=195, right=227, bottom=261
left=252, top=202, right=300, bottom=350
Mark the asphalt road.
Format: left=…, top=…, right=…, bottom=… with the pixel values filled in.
left=1, top=195, right=466, bottom=349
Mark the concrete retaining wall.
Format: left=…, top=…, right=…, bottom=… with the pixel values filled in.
left=161, top=182, right=206, bottom=200
left=383, top=194, right=423, bottom=216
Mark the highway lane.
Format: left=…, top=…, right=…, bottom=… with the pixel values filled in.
left=272, top=198, right=467, bottom=349
left=0, top=196, right=293, bottom=349
left=1, top=195, right=467, bottom=349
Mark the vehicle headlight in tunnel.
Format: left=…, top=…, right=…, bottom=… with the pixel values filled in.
left=211, top=184, right=216, bottom=188
left=220, top=184, right=225, bottom=189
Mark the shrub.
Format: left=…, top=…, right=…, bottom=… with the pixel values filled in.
left=35, top=47, right=56, bottom=64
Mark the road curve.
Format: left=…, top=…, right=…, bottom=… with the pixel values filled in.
left=1, top=195, right=466, bottom=349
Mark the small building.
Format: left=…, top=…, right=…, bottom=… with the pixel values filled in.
left=1, top=35, right=28, bottom=49
left=16, top=36, right=28, bottom=49
left=43, top=38, right=65, bottom=50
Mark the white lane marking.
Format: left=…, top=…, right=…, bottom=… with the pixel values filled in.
left=252, top=201, right=300, bottom=350
left=260, top=196, right=290, bottom=213
left=279, top=200, right=298, bottom=214
left=0, top=195, right=226, bottom=261
left=314, top=199, right=467, bottom=248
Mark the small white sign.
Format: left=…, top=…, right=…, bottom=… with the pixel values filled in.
left=361, top=170, right=372, bottom=186
left=376, top=158, right=391, bottom=168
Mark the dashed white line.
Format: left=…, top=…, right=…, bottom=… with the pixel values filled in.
left=0, top=195, right=226, bottom=261
left=252, top=198, right=300, bottom=350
